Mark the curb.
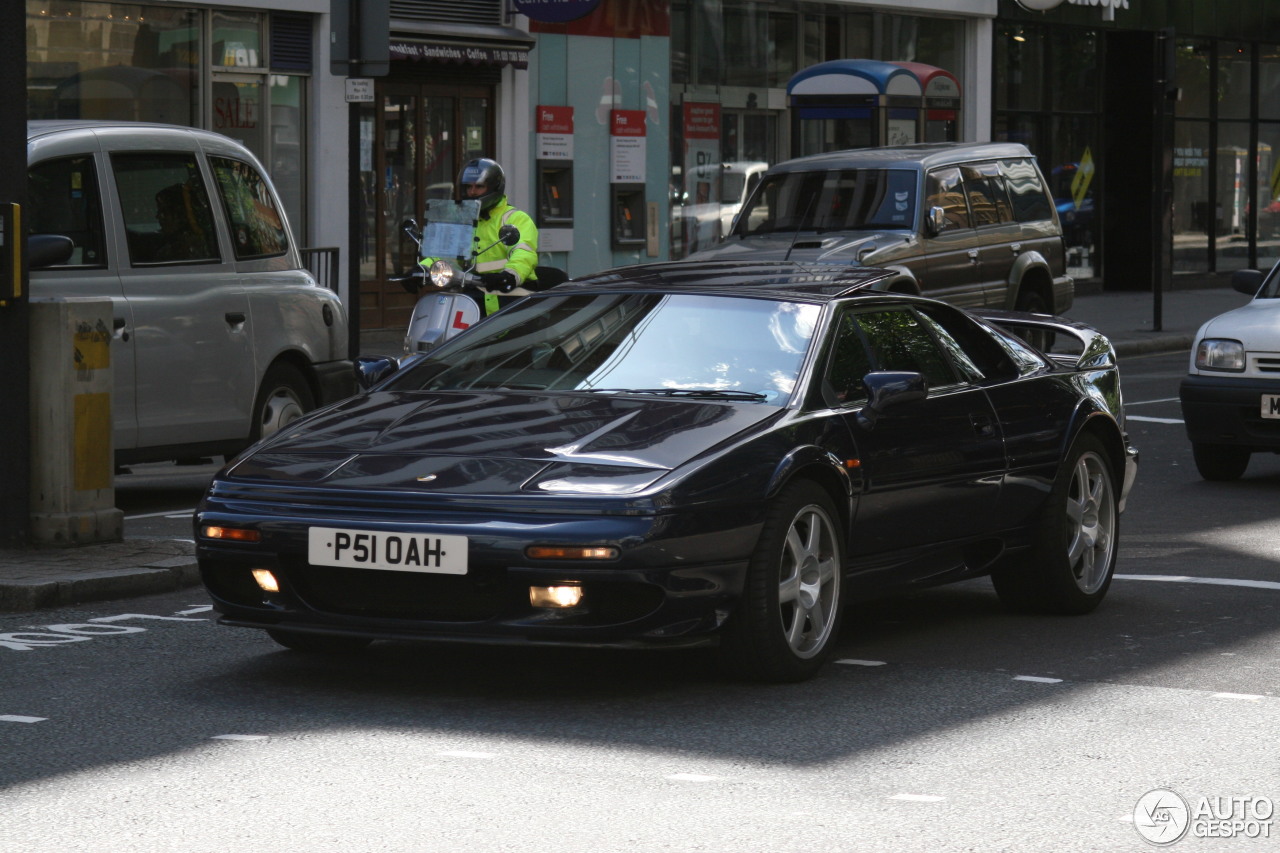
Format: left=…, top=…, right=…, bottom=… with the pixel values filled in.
left=0, top=549, right=201, bottom=614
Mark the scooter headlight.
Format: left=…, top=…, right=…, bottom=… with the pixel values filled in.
left=429, top=260, right=460, bottom=288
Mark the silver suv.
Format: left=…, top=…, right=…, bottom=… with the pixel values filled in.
left=27, top=121, right=352, bottom=466
left=688, top=142, right=1072, bottom=315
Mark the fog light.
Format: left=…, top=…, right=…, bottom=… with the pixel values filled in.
left=525, top=545, right=618, bottom=560
left=202, top=525, right=261, bottom=543
left=529, top=585, right=583, bottom=608
left=252, top=569, right=280, bottom=593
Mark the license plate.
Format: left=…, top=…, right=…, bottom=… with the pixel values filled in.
left=307, top=526, right=468, bottom=575
left=1263, top=394, right=1280, bottom=420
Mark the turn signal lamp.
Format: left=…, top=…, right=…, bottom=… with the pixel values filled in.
left=202, top=525, right=261, bottom=543
left=251, top=569, right=281, bottom=593
left=524, top=546, right=618, bottom=560
left=529, top=585, right=584, bottom=608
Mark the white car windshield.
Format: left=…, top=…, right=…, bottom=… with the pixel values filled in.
left=391, top=292, right=821, bottom=406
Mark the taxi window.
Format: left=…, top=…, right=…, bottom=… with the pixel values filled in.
left=210, top=156, right=289, bottom=260
left=112, top=153, right=220, bottom=266
left=28, top=156, right=107, bottom=268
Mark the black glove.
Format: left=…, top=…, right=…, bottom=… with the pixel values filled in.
left=400, top=275, right=422, bottom=295
left=478, top=270, right=518, bottom=293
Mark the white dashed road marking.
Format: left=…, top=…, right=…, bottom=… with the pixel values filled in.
left=836, top=659, right=887, bottom=666
left=212, top=735, right=269, bottom=741
left=1, top=715, right=46, bottom=724
left=1126, top=415, right=1183, bottom=424
left=1116, top=574, right=1280, bottom=591
left=1013, top=675, right=1064, bottom=684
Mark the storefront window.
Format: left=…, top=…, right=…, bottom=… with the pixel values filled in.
left=1258, top=121, right=1280, bottom=270
left=1216, top=122, right=1253, bottom=270
left=26, top=1, right=199, bottom=124
left=270, top=74, right=305, bottom=237
left=212, top=9, right=263, bottom=69
left=1049, top=28, right=1098, bottom=113
left=995, top=23, right=1044, bottom=112
left=1218, top=43, right=1252, bottom=121
left=1261, top=47, right=1280, bottom=120
left=1175, top=39, right=1212, bottom=120
left=212, top=76, right=266, bottom=164
left=1172, top=121, right=1211, bottom=272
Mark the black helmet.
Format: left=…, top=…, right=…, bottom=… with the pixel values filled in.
left=457, top=158, right=506, bottom=214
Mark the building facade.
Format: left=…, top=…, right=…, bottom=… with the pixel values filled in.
left=25, top=0, right=1280, bottom=333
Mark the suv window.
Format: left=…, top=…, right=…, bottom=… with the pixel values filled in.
left=999, top=158, right=1054, bottom=223
left=28, top=155, right=107, bottom=268
left=112, top=153, right=220, bottom=265
left=210, top=156, right=289, bottom=260
left=925, top=167, right=970, bottom=231
left=738, top=169, right=917, bottom=236
left=960, top=162, right=1014, bottom=227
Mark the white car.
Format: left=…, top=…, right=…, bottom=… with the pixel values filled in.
left=1179, top=263, right=1280, bottom=480
left=28, top=120, right=353, bottom=466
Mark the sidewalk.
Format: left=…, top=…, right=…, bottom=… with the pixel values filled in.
left=0, top=274, right=1254, bottom=613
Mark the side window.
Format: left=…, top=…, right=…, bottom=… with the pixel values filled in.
left=924, top=167, right=970, bottom=231
left=112, top=153, right=220, bottom=265
left=961, top=163, right=1014, bottom=227
left=1000, top=158, right=1054, bottom=223
left=28, top=156, right=107, bottom=268
left=824, top=311, right=875, bottom=406
left=856, top=309, right=959, bottom=390
left=210, top=156, right=289, bottom=260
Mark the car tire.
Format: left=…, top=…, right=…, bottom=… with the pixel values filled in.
left=251, top=363, right=316, bottom=444
left=266, top=629, right=372, bottom=654
left=720, top=480, right=844, bottom=682
left=991, top=434, right=1118, bottom=615
left=1191, top=442, right=1251, bottom=481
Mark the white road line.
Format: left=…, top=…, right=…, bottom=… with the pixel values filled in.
left=125, top=508, right=195, bottom=520
left=1127, top=397, right=1181, bottom=405
left=889, top=794, right=945, bottom=802
left=1213, top=692, right=1265, bottom=701
left=212, top=734, right=269, bottom=741
left=1013, top=675, right=1064, bottom=684
left=1126, top=415, right=1184, bottom=424
left=1, top=715, right=46, bottom=724
left=1115, top=574, right=1280, bottom=591
left=176, top=605, right=214, bottom=616
left=836, top=659, right=887, bottom=667
left=667, top=774, right=721, bottom=782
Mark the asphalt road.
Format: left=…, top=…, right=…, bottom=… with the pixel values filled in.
left=3, top=350, right=1278, bottom=852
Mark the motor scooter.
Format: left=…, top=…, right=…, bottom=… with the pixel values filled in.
left=393, top=203, right=566, bottom=355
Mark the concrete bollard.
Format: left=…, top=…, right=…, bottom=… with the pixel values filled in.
left=29, top=297, right=123, bottom=545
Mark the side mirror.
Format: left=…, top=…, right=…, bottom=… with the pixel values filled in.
left=498, top=224, right=521, bottom=246
left=855, top=371, right=927, bottom=430
left=1232, top=268, right=1264, bottom=297
left=28, top=234, right=75, bottom=270
left=355, top=355, right=400, bottom=391
left=924, top=206, right=947, bottom=237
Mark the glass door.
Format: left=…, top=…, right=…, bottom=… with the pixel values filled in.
left=359, top=81, right=494, bottom=332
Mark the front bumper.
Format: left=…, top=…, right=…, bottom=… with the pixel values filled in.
left=196, top=506, right=760, bottom=650
left=1180, top=374, right=1280, bottom=450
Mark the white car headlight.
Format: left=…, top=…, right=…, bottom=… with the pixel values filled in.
left=1195, top=338, right=1245, bottom=371
left=429, top=259, right=460, bottom=288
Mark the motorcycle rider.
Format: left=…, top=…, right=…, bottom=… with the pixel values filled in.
left=415, top=157, right=539, bottom=316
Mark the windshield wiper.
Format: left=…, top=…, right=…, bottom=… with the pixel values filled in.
left=583, top=388, right=769, bottom=401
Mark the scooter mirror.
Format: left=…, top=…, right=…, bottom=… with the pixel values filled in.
left=498, top=224, right=521, bottom=246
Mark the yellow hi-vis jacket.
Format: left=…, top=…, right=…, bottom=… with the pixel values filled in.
left=419, top=197, right=539, bottom=285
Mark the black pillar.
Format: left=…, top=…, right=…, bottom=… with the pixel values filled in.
left=0, top=4, right=29, bottom=546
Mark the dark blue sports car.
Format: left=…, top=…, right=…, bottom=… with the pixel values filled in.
left=196, top=261, right=1138, bottom=682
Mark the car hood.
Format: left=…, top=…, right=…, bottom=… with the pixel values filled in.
left=1197, top=299, right=1280, bottom=351
left=687, top=231, right=917, bottom=265
left=225, top=390, right=780, bottom=496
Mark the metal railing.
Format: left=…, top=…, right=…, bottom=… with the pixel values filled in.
left=300, top=246, right=340, bottom=291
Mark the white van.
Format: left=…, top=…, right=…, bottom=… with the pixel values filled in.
left=27, top=121, right=352, bottom=466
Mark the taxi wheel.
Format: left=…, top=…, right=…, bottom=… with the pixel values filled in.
left=251, top=363, right=315, bottom=444
left=266, top=629, right=371, bottom=654
left=1191, top=442, right=1251, bottom=481
left=992, top=434, right=1118, bottom=615
left=721, top=480, right=844, bottom=683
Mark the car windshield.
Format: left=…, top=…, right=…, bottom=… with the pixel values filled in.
left=387, top=292, right=821, bottom=406
left=735, top=168, right=917, bottom=236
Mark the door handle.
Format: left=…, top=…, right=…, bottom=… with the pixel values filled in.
left=970, top=414, right=995, bottom=437
left=1010, top=242, right=1022, bottom=254
left=967, top=249, right=980, bottom=264
left=113, top=316, right=130, bottom=342
left=225, top=312, right=246, bottom=325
